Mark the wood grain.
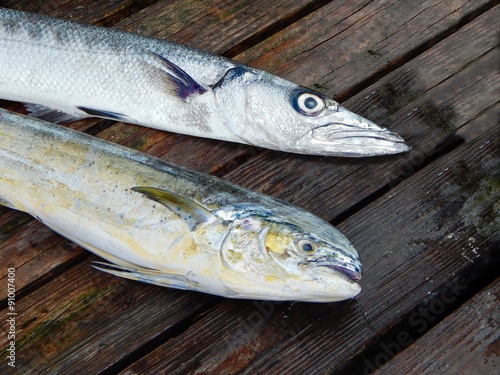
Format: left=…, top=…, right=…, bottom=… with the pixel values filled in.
left=120, top=101, right=500, bottom=375
left=0, top=0, right=159, bottom=25
left=225, top=4, right=499, bottom=218
left=0, top=0, right=498, bottom=373
left=374, top=278, right=500, bottom=375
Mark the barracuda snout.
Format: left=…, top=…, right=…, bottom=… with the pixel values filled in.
left=224, top=69, right=411, bottom=157
left=305, top=105, right=411, bottom=157
left=289, top=88, right=410, bottom=157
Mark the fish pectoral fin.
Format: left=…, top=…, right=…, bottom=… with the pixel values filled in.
left=92, top=262, right=196, bottom=290
left=77, top=107, right=128, bottom=122
left=24, top=103, right=87, bottom=123
left=148, top=52, right=206, bottom=100
left=131, top=186, right=216, bottom=231
left=0, top=197, right=16, bottom=210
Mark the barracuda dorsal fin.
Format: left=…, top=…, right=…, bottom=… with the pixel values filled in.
left=132, top=186, right=215, bottom=230
left=148, top=53, right=206, bottom=99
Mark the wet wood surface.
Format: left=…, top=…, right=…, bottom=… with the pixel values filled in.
left=0, top=0, right=498, bottom=374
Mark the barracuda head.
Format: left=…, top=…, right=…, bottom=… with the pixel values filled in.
left=213, top=66, right=410, bottom=157
left=219, top=205, right=362, bottom=302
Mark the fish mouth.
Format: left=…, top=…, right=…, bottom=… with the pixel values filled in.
left=303, top=107, right=411, bottom=157
left=309, top=259, right=362, bottom=282
left=321, top=264, right=362, bottom=282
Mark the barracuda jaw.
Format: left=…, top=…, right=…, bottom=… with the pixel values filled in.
left=300, top=107, right=411, bottom=157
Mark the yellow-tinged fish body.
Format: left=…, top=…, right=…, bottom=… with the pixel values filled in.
left=0, top=108, right=361, bottom=302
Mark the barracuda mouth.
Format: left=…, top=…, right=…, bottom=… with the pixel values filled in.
left=296, top=102, right=411, bottom=157
left=310, top=123, right=410, bottom=157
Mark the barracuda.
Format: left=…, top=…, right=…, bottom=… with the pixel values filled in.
left=0, top=108, right=362, bottom=302
left=0, top=7, right=410, bottom=157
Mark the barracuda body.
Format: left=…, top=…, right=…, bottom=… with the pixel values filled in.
left=0, top=7, right=409, bottom=157
left=0, top=108, right=362, bottom=301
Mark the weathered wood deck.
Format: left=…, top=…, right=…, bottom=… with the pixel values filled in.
left=1, top=0, right=498, bottom=373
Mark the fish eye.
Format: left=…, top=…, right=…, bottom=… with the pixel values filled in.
left=296, top=239, right=317, bottom=254
left=294, top=91, right=326, bottom=116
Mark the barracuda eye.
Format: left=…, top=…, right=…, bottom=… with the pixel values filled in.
left=296, top=239, right=317, bottom=254
left=293, top=91, right=326, bottom=116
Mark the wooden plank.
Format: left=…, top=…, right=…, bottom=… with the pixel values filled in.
left=0, top=1, right=498, bottom=373
left=0, top=219, right=85, bottom=301
left=224, top=3, right=499, bottom=218
left=119, top=106, right=499, bottom=374
left=235, top=0, right=494, bottom=97
left=117, top=0, right=329, bottom=56
left=0, top=0, right=159, bottom=25
left=374, top=278, right=500, bottom=375
left=0, top=258, right=218, bottom=374
left=1, top=0, right=324, bottom=293
left=117, top=8, right=500, bottom=373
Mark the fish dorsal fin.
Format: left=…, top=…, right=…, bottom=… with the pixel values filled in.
left=24, top=103, right=86, bottom=123
left=132, top=186, right=216, bottom=231
left=147, top=52, right=206, bottom=100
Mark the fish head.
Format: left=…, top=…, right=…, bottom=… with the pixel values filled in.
left=219, top=205, right=362, bottom=302
left=213, top=66, right=410, bottom=156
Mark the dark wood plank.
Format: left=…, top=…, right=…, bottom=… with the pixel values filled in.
left=117, top=0, right=328, bottom=56
left=0, top=220, right=84, bottom=301
left=117, top=7, right=500, bottom=373
left=0, top=0, right=159, bottom=25
left=224, top=3, right=499, bottom=218
left=0, top=1, right=498, bottom=373
left=235, top=0, right=494, bottom=97
left=0, top=258, right=217, bottom=374
left=374, top=278, right=500, bottom=375
left=118, top=104, right=499, bottom=374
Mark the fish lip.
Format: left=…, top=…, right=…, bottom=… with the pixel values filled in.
left=308, top=260, right=362, bottom=282
left=327, top=265, right=362, bottom=282
left=296, top=104, right=411, bottom=156
left=308, top=122, right=411, bottom=156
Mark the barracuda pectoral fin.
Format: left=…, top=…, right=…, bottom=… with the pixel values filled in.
left=77, top=107, right=129, bottom=121
left=92, top=262, right=198, bottom=290
left=24, top=103, right=87, bottom=124
left=132, top=186, right=216, bottom=231
left=148, top=52, right=206, bottom=100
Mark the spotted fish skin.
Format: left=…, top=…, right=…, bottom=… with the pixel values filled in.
left=0, top=108, right=362, bottom=302
left=0, top=7, right=410, bottom=157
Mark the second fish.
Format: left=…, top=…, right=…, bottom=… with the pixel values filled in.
left=0, top=7, right=410, bottom=157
